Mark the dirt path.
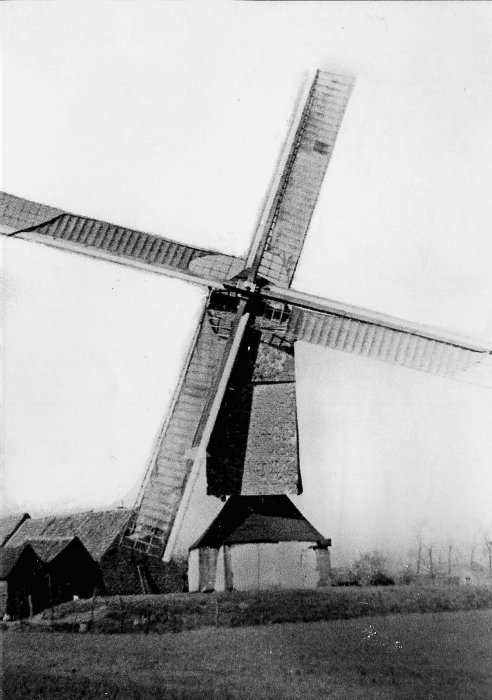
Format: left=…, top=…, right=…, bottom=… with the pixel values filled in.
left=3, top=609, right=492, bottom=699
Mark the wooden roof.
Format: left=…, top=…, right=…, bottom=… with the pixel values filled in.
left=0, top=544, right=39, bottom=579
left=26, top=537, right=93, bottom=564
left=0, top=513, right=31, bottom=547
left=190, top=495, right=327, bottom=549
left=7, top=509, right=132, bottom=561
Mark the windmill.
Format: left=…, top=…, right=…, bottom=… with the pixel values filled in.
left=2, top=70, right=491, bottom=563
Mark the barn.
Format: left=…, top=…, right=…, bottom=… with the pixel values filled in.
left=5, top=509, right=185, bottom=595
left=188, top=495, right=331, bottom=592
left=27, top=537, right=100, bottom=605
left=5, top=509, right=134, bottom=593
left=0, top=544, right=46, bottom=619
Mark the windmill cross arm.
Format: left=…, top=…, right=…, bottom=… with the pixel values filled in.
left=264, top=285, right=492, bottom=354
left=0, top=190, right=244, bottom=289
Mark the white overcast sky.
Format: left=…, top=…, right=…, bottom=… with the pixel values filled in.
left=1, top=3, right=492, bottom=555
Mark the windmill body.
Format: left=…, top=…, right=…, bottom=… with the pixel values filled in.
left=2, top=70, right=491, bottom=566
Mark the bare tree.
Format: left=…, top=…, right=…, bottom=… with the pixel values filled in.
left=485, top=540, right=492, bottom=576
left=447, top=543, right=453, bottom=576
left=428, top=546, right=434, bottom=579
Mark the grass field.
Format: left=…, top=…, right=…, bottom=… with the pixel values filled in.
left=19, top=583, right=492, bottom=634
left=3, top=609, right=492, bottom=699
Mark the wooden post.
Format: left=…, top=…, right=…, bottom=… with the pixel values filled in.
left=224, top=546, right=233, bottom=591
left=90, top=589, right=96, bottom=628
left=119, top=595, right=124, bottom=633
left=48, top=573, right=54, bottom=622
left=257, top=544, right=261, bottom=589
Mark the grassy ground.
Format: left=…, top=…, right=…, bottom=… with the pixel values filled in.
left=3, top=609, right=492, bottom=699
left=18, top=583, right=492, bottom=634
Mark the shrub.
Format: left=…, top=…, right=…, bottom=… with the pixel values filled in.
left=353, top=552, right=393, bottom=586
left=331, top=570, right=360, bottom=587
left=369, top=572, right=394, bottom=586
left=396, top=566, right=418, bottom=585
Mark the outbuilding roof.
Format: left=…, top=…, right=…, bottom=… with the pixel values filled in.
left=0, top=545, right=39, bottom=579
left=0, top=513, right=31, bottom=547
left=7, top=509, right=132, bottom=561
left=26, top=537, right=88, bottom=563
left=190, top=495, right=327, bottom=550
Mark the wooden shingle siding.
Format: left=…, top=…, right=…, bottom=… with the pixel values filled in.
left=206, top=328, right=299, bottom=499
left=241, top=383, right=299, bottom=495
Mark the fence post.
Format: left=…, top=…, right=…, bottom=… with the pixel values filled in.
left=48, top=573, right=54, bottom=625
left=119, top=595, right=124, bottom=633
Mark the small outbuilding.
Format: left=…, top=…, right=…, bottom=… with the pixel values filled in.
left=6, top=510, right=133, bottom=594
left=0, top=544, right=46, bottom=619
left=188, top=495, right=331, bottom=592
left=27, top=537, right=100, bottom=606
left=6, top=509, right=184, bottom=595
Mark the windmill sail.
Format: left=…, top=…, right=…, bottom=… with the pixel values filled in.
left=122, top=292, right=250, bottom=556
left=0, top=191, right=63, bottom=231
left=247, top=70, right=354, bottom=287
left=0, top=192, right=242, bottom=287
left=261, top=286, right=491, bottom=382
